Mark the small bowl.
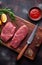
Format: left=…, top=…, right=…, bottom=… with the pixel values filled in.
left=28, top=7, right=42, bottom=21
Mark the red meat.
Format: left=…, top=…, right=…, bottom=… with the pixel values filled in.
left=11, top=25, right=28, bottom=48
left=1, top=22, right=16, bottom=42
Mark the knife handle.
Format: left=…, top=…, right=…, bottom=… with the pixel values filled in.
left=17, top=44, right=28, bottom=61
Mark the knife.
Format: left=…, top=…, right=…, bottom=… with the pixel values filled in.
left=17, top=24, right=38, bottom=60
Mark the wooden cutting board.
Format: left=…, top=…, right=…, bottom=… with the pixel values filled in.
left=0, top=15, right=42, bottom=60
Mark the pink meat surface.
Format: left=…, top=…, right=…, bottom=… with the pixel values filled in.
left=1, top=22, right=16, bottom=42
left=11, top=25, right=28, bottom=48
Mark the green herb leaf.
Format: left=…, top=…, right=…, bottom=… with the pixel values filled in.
left=0, top=12, right=4, bottom=15
left=0, top=8, right=15, bottom=21
left=0, top=39, right=2, bottom=44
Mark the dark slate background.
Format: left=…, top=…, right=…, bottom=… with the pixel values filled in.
left=0, top=0, right=42, bottom=65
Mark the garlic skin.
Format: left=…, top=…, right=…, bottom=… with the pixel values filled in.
left=27, top=48, right=33, bottom=57
left=1, top=13, right=7, bottom=23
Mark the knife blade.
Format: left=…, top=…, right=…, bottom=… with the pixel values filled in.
left=17, top=24, right=38, bottom=61
left=27, top=24, right=38, bottom=44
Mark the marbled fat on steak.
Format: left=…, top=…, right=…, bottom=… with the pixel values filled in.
left=11, top=25, right=28, bottom=48
left=1, top=22, right=16, bottom=42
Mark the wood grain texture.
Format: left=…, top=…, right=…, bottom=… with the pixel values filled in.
left=0, top=15, right=42, bottom=60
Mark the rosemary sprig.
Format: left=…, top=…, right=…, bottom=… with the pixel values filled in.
left=0, top=8, right=15, bottom=21
left=0, top=12, right=3, bottom=15
left=0, top=39, right=2, bottom=44
left=0, top=38, right=3, bottom=45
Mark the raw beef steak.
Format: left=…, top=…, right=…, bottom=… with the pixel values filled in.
left=1, top=22, right=16, bottom=42
left=11, top=25, right=28, bottom=48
